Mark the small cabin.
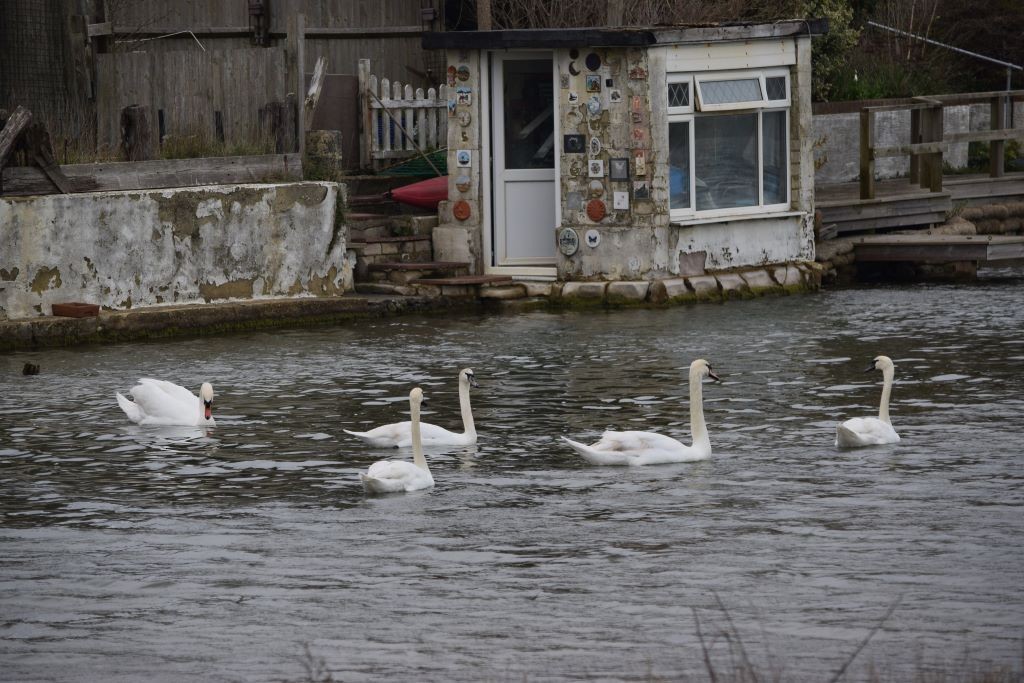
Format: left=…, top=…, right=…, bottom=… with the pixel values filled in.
left=423, top=20, right=827, bottom=281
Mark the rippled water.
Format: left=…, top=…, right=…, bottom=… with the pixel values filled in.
left=3, top=272, right=1024, bottom=682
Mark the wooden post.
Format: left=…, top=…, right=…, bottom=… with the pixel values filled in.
left=304, top=56, right=327, bottom=130
left=990, top=95, right=1006, bottom=178
left=859, top=109, right=875, bottom=200
left=286, top=13, right=306, bottom=163
left=120, top=105, right=155, bottom=161
left=358, top=58, right=371, bottom=170
left=477, top=0, right=492, bottom=30
left=909, top=109, right=920, bottom=184
left=928, top=105, right=944, bottom=193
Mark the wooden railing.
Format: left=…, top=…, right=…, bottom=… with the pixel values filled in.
left=357, top=59, right=447, bottom=171
left=859, top=90, right=1024, bottom=199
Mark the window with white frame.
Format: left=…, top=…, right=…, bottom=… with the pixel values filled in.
left=668, top=68, right=790, bottom=219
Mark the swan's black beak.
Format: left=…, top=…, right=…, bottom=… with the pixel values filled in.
left=863, top=363, right=877, bottom=373
left=204, top=400, right=213, bottom=420
left=708, top=370, right=721, bottom=383
left=468, top=375, right=479, bottom=389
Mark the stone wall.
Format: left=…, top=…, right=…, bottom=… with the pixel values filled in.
left=0, top=182, right=350, bottom=320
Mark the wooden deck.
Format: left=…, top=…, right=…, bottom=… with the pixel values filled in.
left=851, top=234, right=1024, bottom=263
left=817, top=173, right=1024, bottom=236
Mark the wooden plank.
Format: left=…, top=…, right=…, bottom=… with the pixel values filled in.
left=87, top=21, right=112, bottom=37
left=1, top=154, right=302, bottom=196
left=0, top=106, right=32, bottom=169
left=873, top=141, right=947, bottom=158
left=831, top=212, right=948, bottom=234
left=853, top=235, right=1024, bottom=263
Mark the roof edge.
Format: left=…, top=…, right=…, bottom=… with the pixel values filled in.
left=423, top=19, right=827, bottom=50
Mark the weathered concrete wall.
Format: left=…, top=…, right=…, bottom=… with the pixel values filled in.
left=434, top=48, right=484, bottom=272
left=814, top=102, right=1024, bottom=185
left=0, top=182, right=351, bottom=319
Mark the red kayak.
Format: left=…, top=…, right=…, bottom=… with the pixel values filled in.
left=388, top=176, right=448, bottom=210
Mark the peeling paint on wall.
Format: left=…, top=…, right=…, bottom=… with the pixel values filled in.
left=0, top=182, right=351, bottom=319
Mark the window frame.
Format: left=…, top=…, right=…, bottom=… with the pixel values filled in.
left=668, top=68, right=791, bottom=221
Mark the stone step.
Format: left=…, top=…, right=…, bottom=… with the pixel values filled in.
left=350, top=234, right=432, bottom=245
left=369, top=261, right=469, bottom=272
left=366, top=261, right=470, bottom=285
left=410, top=275, right=514, bottom=286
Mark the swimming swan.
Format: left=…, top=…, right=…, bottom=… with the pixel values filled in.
left=344, top=368, right=478, bottom=447
left=835, top=355, right=901, bottom=448
left=116, top=379, right=215, bottom=426
left=361, top=387, right=434, bottom=493
left=562, top=359, right=720, bottom=466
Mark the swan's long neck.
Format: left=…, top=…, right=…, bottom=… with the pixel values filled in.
left=878, top=365, right=894, bottom=424
left=688, top=368, right=710, bottom=449
left=458, top=380, right=476, bottom=438
left=411, top=400, right=427, bottom=470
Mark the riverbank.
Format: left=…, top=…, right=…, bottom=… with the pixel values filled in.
left=1, top=262, right=823, bottom=352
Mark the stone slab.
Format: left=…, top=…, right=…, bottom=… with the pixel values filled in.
left=522, top=281, right=553, bottom=297
left=607, top=281, right=650, bottom=303
left=560, top=281, right=608, bottom=301
left=715, top=273, right=751, bottom=299
left=740, top=268, right=782, bottom=294
left=479, top=284, right=527, bottom=300
left=686, top=275, right=721, bottom=300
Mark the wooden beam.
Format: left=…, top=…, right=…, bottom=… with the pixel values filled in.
left=357, top=59, right=371, bottom=170
left=1, top=154, right=302, bottom=197
left=87, top=21, right=112, bottom=37
left=0, top=106, right=32, bottom=169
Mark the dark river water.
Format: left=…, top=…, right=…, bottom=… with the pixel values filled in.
left=2, top=271, right=1024, bottom=682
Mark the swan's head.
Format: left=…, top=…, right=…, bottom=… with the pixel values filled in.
left=459, top=368, right=479, bottom=389
left=409, top=387, right=424, bottom=407
left=864, top=356, right=894, bottom=373
left=691, top=358, right=721, bottom=382
left=200, top=382, right=214, bottom=420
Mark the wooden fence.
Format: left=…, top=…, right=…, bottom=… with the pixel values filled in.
left=860, top=90, right=1024, bottom=199
left=357, top=59, right=447, bottom=170
left=96, top=47, right=288, bottom=153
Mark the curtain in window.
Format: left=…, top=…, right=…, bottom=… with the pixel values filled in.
left=694, top=114, right=758, bottom=210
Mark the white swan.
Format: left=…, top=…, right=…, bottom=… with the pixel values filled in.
left=361, top=387, right=434, bottom=493
left=116, top=378, right=215, bottom=427
left=562, top=359, right=720, bottom=466
left=344, top=368, right=478, bottom=447
left=835, top=355, right=901, bottom=448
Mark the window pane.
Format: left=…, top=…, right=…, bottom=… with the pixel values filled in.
left=669, top=121, right=691, bottom=209
left=503, top=59, right=554, bottom=169
left=762, top=111, right=787, bottom=205
left=668, top=82, right=690, bottom=108
left=700, top=78, right=762, bottom=105
left=695, top=114, right=758, bottom=210
left=765, top=76, right=787, bottom=101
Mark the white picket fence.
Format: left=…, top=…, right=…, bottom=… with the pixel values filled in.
left=357, top=59, right=447, bottom=170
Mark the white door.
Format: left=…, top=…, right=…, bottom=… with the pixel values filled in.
left=490, top=52, right=557, bottom=268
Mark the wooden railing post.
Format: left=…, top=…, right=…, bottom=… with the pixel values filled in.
left=286, top=13, right=306, bottom=162
left=926, top=105, right=944, bottom=193
left=990, top=94, right=1007, bottom=178
left=859, top=108, right=875, bottom=199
